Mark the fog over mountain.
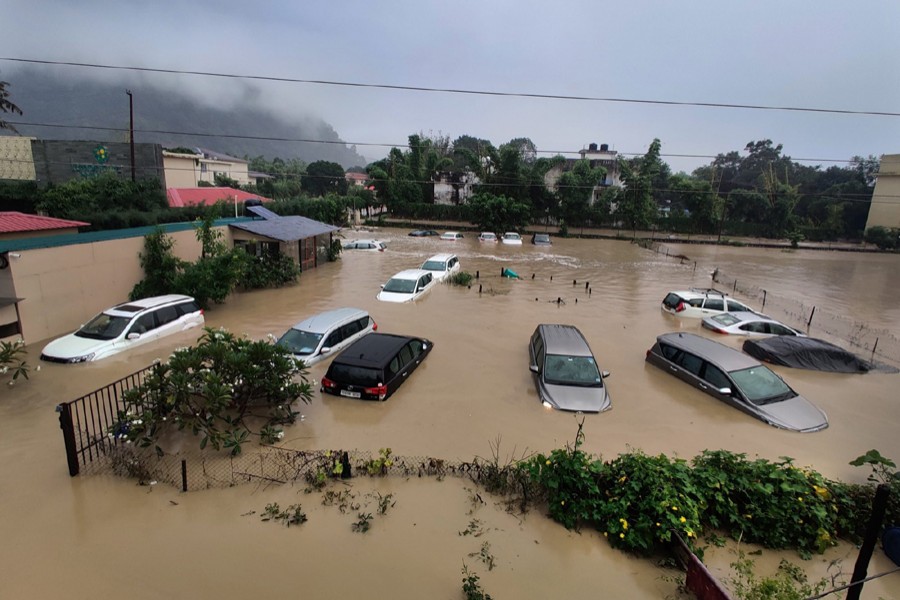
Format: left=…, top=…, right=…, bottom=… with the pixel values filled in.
left=3, top=68, right=369, bottom=168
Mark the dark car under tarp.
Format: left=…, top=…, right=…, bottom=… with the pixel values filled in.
left=742, top=337, right=873, bottom=373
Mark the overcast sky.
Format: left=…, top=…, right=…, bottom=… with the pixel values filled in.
left=3, top=0, right=900, bottom=172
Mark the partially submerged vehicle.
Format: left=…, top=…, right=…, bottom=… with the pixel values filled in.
left=742, top=336, right=873, bottom=373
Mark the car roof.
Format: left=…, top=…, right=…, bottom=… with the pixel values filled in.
left=388, top=269, right=431, bottom=281
left=291, top=307, right=368, bottom=334
left=537, top=324, right=594, bottom=356
left=347, top=238, right=383, bottom=244
left=711, top=311, right=772, bottom=323
left=424, top=253, right=456, bottom=262
left=480, top=231, right=495, bottom=235
left=332, top=333, right=419, bottom=368
left=442, top=231, right=460, bottom=235
left=656, top=332, right=759, bottom=371
left=503, top=232, right=520, bottom=236
left=107, top=294, right=195, bottom=315
left=668, top=288, right=729, bottom=299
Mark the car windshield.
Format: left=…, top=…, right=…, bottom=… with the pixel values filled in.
left=535, top=235, right=549, bottom=242
left=75, top=313, right=131, bottom=340
left=421, top=260, right=447, bottom=271
left=543, top=354, right=603, bottom=387
left=277, top=329, right=324, bottom=356
left=383, top=278, right=416, bottom=293
left=328, top=364, right=381, bottom=387
left=728, top=366, right=796, bottom=405
left=712, top=314, right=741, bottom=326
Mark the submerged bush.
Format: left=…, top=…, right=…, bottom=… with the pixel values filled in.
left=448, top=271, right=475, bottom=287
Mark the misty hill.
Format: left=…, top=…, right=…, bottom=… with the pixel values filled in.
left=4, top=69, right=369, bottom=168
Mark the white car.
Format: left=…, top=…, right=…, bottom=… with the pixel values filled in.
left=277, top=307, right=377, bottom=366
left=701, top=311, right=805, bottom=337
left=501, top=232, right=523, bottom=245
left=343, top=239, right=386, bottom=252
left=440, top=231, right=464, bottom=241
left=478, top=232, right=498, bottom=243
left=420, top=253, right=461, bottom=282
left=661, top=288, right=756, bottom=318
left=377, top=269, right=436, bottom=303
left=40, top=295, right=204, bottom=363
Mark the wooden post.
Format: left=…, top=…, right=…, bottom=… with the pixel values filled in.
left=807, top=306, right=816, bottom=328
left=847, top=484, right=891, bottom=600
left=762, top=290, right=767, bottom=311
left=181, top=459, right=188, bottom=492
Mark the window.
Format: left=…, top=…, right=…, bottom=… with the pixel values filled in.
left=729, top=300, right=752, bottom=312
left=408, top=340, right=424, bottom=358
left=324, top=330, right=342, bottom=347
left=703, top=299, right=725, bottom=311
left=129, top=313, right=158, bottom=336
left=703, top=364, right=731, bottom=390
left=387, top=356, right=401, bottom=378
left=740, top=322, right=767, bottom=334
left=398, top=345, right=414, bottom=366
left=677, top=352, right=704, bottom=376
left=155, top=305, right=179, bottom=326
left=175, top=301, right=201, bottom=316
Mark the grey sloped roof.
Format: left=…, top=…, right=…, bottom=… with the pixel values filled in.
left=231, top=208, right=339, bottom=242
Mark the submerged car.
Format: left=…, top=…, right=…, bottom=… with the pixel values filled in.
left=743, top=336, right=873, bottom=373
left=440, top=231, right=464, bottom=241
left=528, top=324, right=611, bottom=413
left=645, top=332, right=828, bottom=432
left=420, top=253, right=461, bottom=282
left=40, top=295, right=204, bottom=363
left=376, top=269, right=436, bottom=303
left=701, top=311, right=805, bottom=337
left=502, top=232, right=523, bottom=245
left=321, top=333, right=433, bottom=401
left=531, top=233, right=552, bottom=246
left=661, top=288, right=755, bottom=318
left=276, top=307, right=376, bottom=367
left=342, top=239, right=386, bottom=252
left=478, top=232, right=498, bottom=243
left=408, top=230, right=439, bottom=237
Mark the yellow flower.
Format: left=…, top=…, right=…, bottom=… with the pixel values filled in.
left=561, top=501, right=565, bottom=506
left=619, top=533, right=625, bottom=539
left=687, top=530, right=694, bottom=538
left=603, top=532, right=608, bottom=537
left=619, top=518, right=629, bottom=530
left=546, top=460, right=551, bottom=465
left=679, top=516, right=687, bottom=523
left=618, top=475, right=627, bottom=483
left=671, top=506, right=678, bottom=511
left=797, top=497, right=803, bottom=502
left=656, top=522, right=661, bottom=527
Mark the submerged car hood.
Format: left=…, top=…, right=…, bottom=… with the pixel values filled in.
left=41, top=333, right=112, bottom=360
left=376, top=290, right=416, bottom=303
left=756, top=395, right=828, bottom=432
left=542, top=381, right=611, bottom=413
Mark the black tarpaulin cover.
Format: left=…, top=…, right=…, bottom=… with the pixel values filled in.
left=742, top=336, right=872, bottom=373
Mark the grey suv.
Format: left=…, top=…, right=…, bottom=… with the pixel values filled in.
left=645, top=332, right=828, bottom=432
left=528, top=324, right=611, bottom=413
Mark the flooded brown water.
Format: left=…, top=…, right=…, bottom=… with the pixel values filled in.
left=2, top=229, right=899, bottom=598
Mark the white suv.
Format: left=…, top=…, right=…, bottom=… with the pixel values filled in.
left=661, top=288, right=756, bottom=318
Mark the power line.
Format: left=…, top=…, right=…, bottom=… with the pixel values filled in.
left=7, top=120, right=861, bottom=165
left=2, top=57, right=899, bottom=118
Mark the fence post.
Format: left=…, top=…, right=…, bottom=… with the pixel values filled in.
left=181, top=459, right=188, bottom=492
left=847, top=484, right=891, bottom=600
left=733, top=280, right=737, bottom=293
left=762, top=290, right=767, bottom=311
left=56, top=403, right=80, bottom=476
left=807, top=306, right=816, bottom=328
left=871, top=338, right=879, bottom=364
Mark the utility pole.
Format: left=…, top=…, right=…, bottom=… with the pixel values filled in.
left=126, top=90, right=135, bottom=182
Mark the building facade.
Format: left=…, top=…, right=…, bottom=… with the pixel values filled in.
left=866, top=154, right=900, bottom=231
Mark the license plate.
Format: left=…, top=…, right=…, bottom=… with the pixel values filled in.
left=340, top=389, right=361, bottom=398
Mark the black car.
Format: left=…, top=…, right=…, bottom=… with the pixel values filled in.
left=531, top=233, right=552, bottom=246
left=408, top=230, right=439, bottom=237
left=321, top=333, right=433, bottom=401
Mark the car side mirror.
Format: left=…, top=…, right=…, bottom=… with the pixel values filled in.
left=320, top=347, right=331, bottom=355
left=601, top=370, right=610, bottom=378
left=718, top=387, right=732, bottom=395
left=127, top=333, right=140, bottom=340
left=529, top=365, right=539, bottom=373
left=380, top=284, right=385, bottom=289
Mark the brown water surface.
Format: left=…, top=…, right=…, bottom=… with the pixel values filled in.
left=2, top=229, right=899, bottom=598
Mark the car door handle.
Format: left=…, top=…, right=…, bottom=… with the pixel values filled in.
left=699, top=383, right=708, bottom=390
left=669, top=366, right=678, bottom=372
left=402, top=371, right=408, bottom=377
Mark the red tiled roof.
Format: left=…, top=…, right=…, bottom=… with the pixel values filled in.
left=0, top=212, right=90, bottom=234
left=345, top=172, right=368, bottom=181
left=166, top=188, right=271, bottom=208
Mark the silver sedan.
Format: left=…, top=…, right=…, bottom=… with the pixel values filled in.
left=701, top=311, right=805, bottom=337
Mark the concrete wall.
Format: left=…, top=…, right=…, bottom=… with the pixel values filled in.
left=31, top=140, right=164, bottom=187
left=0, top=136, right=37, bottom=180
left=5, top=226, right=231, bottom=344
left=163, top=153, right=200, bottom=188
left=866, top=154, right=900, bottom=230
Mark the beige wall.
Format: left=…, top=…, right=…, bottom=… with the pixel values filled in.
left=5, top=226, right=231, bottom=344
left=866, top=154, right=900, bottom=231
left=0, top=136, right=37, bottom=181
left=162, top=153, right=200, bottom=187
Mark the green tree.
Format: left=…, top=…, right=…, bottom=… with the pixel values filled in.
left=0, top=79, right=22, bottom=132
left=556, top=159, right=606, bottom=228
left=468, top=192, right=531, bottom=233
left=616, top=139, right=662, bottom=232
left=303, top=161, right=347, bottom=197
left=670, top=173, right=719, bottom=234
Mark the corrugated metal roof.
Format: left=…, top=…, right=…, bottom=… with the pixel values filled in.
left=0, top=212, right=90, bottom=234
left=230, top=215, right=339, bottom=242
left=166, top=188, right=270, bottom=208
left=246, top=205, right=281, bottom=220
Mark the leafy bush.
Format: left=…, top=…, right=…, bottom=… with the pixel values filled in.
left=0, top=339, right=30, bottom=383
left=240, top=253, right=301, bottom=289
left=112, top=327, right=312, bottom=456
left=864, top=226, right=899, bottom=250
left=448, top=271, right=474, bottom=287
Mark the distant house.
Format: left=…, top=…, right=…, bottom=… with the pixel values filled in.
left=229, top=205, right=339, bottom=271
left=345, top=172, right=368, bottom=187
left=544, top=142, right=622, bottom=205
left=433, top=170, right=479, bottom=205
left=166, top=188, right=270, bottom=212
left=161, top=147, right=251, bottom=188
left=866, top=154, right=900, bottom=230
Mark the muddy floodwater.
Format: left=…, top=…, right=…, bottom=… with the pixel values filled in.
left=3, top=229, right=900, bottom=599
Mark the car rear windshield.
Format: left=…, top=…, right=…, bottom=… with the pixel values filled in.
left=729, top=366, right=796, bottom=405
left=543, top=354, right=603, bottom=387
left=712, top=313, right=741, bottom=326
left=277, top=329, right=323, bottom=356
left=75, top=313, right=131, bottom=340
left=662, top=293, right=682, bottom=309
left=327, top=364, right=382, bottom=387
left=383, top=278, right=416, bottom=293
left=422, top=260, right=447, bottom=271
